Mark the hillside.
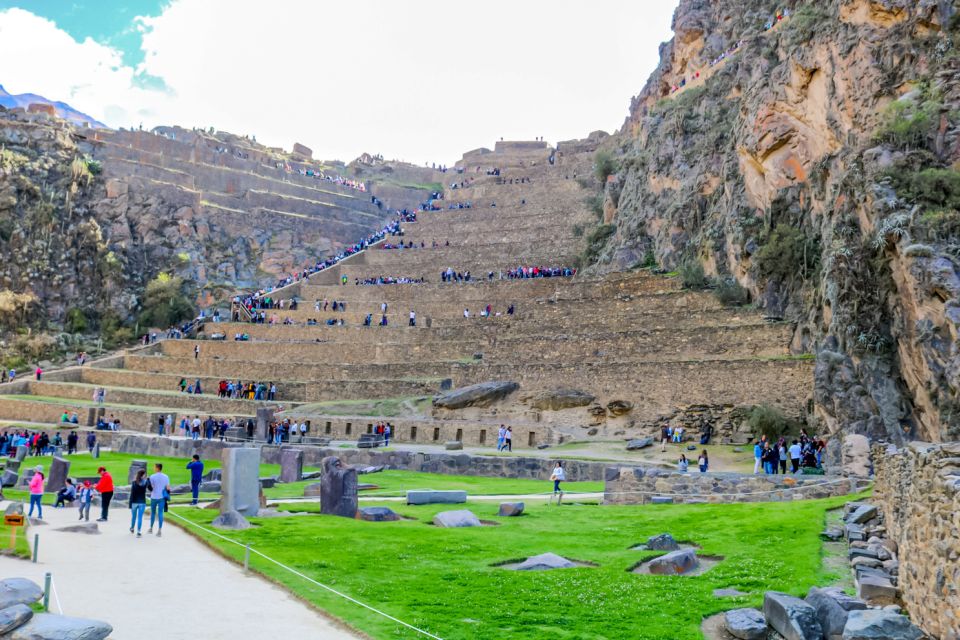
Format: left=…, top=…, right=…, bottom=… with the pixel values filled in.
left=589, top=0, right=960, bottom=444
left=0, top=83, right=105, bottom=128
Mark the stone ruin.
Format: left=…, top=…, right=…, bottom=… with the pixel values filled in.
left=214, top=447, right=260, bottom=528
left=319, top=456, right=358, bottom=518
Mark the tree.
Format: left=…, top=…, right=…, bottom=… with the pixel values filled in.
left=138, top=273, right=196, bottom=329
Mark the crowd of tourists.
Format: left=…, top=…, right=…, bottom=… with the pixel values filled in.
left=171, top=415, right=237, bottom=440
left=355, top=276, right=425, bottom=286
left=267, top=418, right=311, bottom=444
left=753, top=431, right=826, bottom=475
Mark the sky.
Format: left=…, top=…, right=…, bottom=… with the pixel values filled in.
left=0, top=1, right=678, bottom=165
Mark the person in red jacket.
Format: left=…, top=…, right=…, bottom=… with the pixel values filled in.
left=95, top=466, right=114, bottom=522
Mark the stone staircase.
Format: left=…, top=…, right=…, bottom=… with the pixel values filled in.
left=0, top=138, right=814, bottom=448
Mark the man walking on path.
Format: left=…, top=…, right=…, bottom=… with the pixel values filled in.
left=187, top=454, right=204, bottom=505
left=148, top=463, right=171, bottom=536
left=95, top=466, right=114, bottom=522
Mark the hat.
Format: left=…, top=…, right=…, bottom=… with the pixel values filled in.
left=97, top=466, right=106, bottom=473
left=83, top=480, right=91, bottom=487
left=34, top=465, right=42, bottom=473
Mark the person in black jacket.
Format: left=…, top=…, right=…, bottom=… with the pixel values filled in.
left=129, top=469, right=148, bottom=537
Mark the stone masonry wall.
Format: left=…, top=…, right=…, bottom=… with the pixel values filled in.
left=873, top=442, right=960, bottom=639
left=604, top=466, right=862, bottom=505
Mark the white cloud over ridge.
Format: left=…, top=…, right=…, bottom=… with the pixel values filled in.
left=0, top=1, right=677, bottom=164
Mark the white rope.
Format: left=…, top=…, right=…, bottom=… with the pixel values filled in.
left=166, top=511, right=443, bottom=640
left=49, top=576, right=63, bottom=615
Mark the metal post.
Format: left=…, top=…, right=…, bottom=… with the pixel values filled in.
left=32, top=534, right=38, bottom=563
left=42, top=573, right=51, bottom=611
left=244, top=544, right=250, bottom=573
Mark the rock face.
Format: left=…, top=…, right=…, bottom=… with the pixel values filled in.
left=763, top=592, right=824, bottom=640
left=592, top=0, right=960, bottom=444
left=432, top=510, right=481, bottom=528
left=527, top=388, right=595, bottom=411
left=512, top=553, right=576, bottom=571
left=432, top=381, right=519, bottom=409
left=724, top=608, right=767, bottom=640
left=841, top=610, right=924, bottom=640
left=319, top=456, right=358, bottom=518
left=646, top=549, right=699, bottom=575
left=6, top=612, right=112, bottom=640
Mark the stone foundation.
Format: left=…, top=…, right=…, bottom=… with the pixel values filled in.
left=873, top=442, right=960, bottom=639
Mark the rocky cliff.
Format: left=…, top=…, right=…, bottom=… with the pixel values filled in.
left=593, top=0, right=960, bottom=446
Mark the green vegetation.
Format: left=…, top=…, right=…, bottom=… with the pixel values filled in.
left=593, top=149, right=618, bottom=182
left=885, top=167, right=960, bottom=212
left=781, top=5, right=830, bottom=48
left=173, top=495, right=855, bottom=640
left=63, top=308, right=88, bottom=334
left=753, top=223, right=820, bottom=283
left=584, top=193, right=604, bottom=220
left=679, top=259, right=708, bottom=290
left=138, top=273, right=196, bottom=329
left=579, top=223, right=615, bottom=266
left=0, top=520, right=30, bottom=559
left=714, top=277, right=750, bottom=306
left=746, top=404, right=802, bottom=441
left=874, top=90, right=944, bottom=150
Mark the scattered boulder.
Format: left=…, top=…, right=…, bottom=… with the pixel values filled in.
left=432, top=509, right=481, bottom=528
left=806, top=587, right=865, bottom=640
left=763, top=592, right=824, bottom=640
left=6, top=613, right=112, bottom=640
left=1, top=471, right=19, bottom=488
left=211, top=510, right=251, bottom=530
left=0, top=579, right=43, bottom=609
left=497, top=502, right=524, bottom=517
left=444, top=441, right=463, bottom=451
left=650, top=496, right=674, bottom=504
left=528, top=388, right=595, bottom=411
left=821, top=528, right=844, bottom=541
left=303, top=482, right=322, bottom=497
left=607, top=400, right=633, bottom=416
left=199, top=480, right=221, bottom=493
left=4, top=503, right=23, bottom=516
left=846, top=504, right=878, bottom=525
left=357, top=465, right=385, bottom=475
left=647, top=549, right=699, bottom=575
left=433, top=381, right=519, bottom=409
left=626, top=437, right=653, bottom=451
left=358, top=507, right=400, bottom=522
left=0, top=603, right=32, bottom=635
left=407, top=490, right=466, bottom=505
left=646, top=533, right=679, bottom=551
left=841, top=609, right=924, bottom=640
left=856, top=575, right=898, bottom=604
left=724, top=608, right=767, bottom=640
left=55, top=522, right=100, bottom=535
left=512, top=553, right=576, bottom=571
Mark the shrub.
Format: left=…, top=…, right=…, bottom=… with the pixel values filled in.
left=572, top=224, right=585, bottom=238
left=64, top=308, right=88, bottom=334
left=642, top=249, right=657, bottom=269
left=886, top=167, right=960, bottom=211
left=138, top=273, right=196, bottom=329
left=747, top=404, right=801, bottom=441
left=714, top=277, right=750, bottom=306
left=873, top=94, right=942, bottom=150
left=584, top=194, right=604, bottom=220
left=580, top=224, right=616, bottom=266
left=903, top=243, right=934, bottom=258
left=752, top=224, right=820, bottom=283
left=679, top=260, right=708, bottom=289
left=593, top=150, right=618, bottom=182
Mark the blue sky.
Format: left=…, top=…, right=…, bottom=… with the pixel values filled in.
left=0, top=1, right=678, bottom=163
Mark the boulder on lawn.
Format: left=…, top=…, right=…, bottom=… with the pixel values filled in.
left=724, top=608, right=767, bottom=640
left=358, top=507, right=400, bottom=522
left=513, top=553, right=576, bottom=570
left=527, top=388, right=595, bottom=411
left=806, top=587, right=866, bottom=640
left=433, top=381, right=519, bottom=409
left=626, top=437, right=653, bottom=451
left=0, top=603, right=32, bottom=635
left=199, top=480, right=221, bottom=493
left=6, top=613, right=112, bottom=640
left=841, top=609, right=924, bottom=640
left=1, top=470, right=18, bottom=488
left=763, top=591, right=823, bottom=640
left=303, top=482, right=322, bottom=497
left=55, top=522, right=100, bottom=535
left=0, top=578, right=43, bottom=609
left=432, top=509, right=481, bottom=528
left=646, top=533, right=679, bottom=551
left=647, top=549, right=699, bottom=575
left=497, top=502, right=524, bottom=517
left=211, top=509, right=251, bottom=530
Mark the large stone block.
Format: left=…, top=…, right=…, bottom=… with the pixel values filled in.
left=856, top=575, right=898, bottom=604
left=279, top=448, right=303, bottom=484
left=221, top=448, right=261, bottom=517
left=14, top=446, right=27, bottom=462
left=45, top=457, right=70, bottom=493
left=255, top=407, right=274, bottom=441
left=763, top=592, right=824, bottom=640
left=432, top=380, right=519, bottom=409
left=0, top=603, right=32, bottom=635
left=406, top=490, right=467, bottom=505
left=806, top=587, right=865, bottom=640
left=497, top=502, right=524, bottom=517
left=724, top=608, right=767, bottom=640
left=841, top=610, right=923, bottom=640
left=127, top=459, right=147, bottom=484
left=358, top=507, right=399, bottom=522
left=319, top=456, right=357, bottom=518
left=0, top=578, right=43, bottom=609
left=647, top=549, right=699, bottom=575
left=6, top=613, right=112, bottom=640
left=513, top=553, right=576, bottom=570
left=432, top=509, right=481, bottom=528
left=646, top=533, right=679, bottom=551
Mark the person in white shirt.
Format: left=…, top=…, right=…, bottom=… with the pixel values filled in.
left=147, top=463, right=171, bottom=537
left=550, top=462, right=566, bottom=495
left=788, top=440, right=802, bottom=473
left=463, top=308, right=470, bottom=318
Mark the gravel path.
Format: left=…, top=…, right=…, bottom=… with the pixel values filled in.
left=0, top=502, right=362, bottom=640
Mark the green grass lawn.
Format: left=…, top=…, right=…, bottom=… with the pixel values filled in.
left=0, top=520, right=30, bottom=559
left=172, top=494, right=860, bottom=640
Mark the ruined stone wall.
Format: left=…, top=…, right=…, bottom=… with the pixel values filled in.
left=603, top=465, right=862, bottom=505
left=872, top=442, right=960, bottom=638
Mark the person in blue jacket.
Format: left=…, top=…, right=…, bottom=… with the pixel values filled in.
left=186, top=454, right=204, bottom=505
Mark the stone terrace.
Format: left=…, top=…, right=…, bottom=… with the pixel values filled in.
left=0, top=139, right=814, bottom=448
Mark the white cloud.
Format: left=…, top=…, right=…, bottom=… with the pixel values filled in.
left=0, top=0, right=678, bottom=164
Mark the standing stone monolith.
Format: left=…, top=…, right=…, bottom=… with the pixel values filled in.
left=221, top=448, right=260, bottom=517
left=319, top=456, right=358, bottom=518
left=255, top=407, right=274, bottom=442
left=279, top=449, right=303, bottom=484
left=45, top=457, right=70, bottom=493
left=14, top=446, right=27, bottom=462
left=93, top=444, right=100, bottom=459
left=127, top=460, right=147, bottom=484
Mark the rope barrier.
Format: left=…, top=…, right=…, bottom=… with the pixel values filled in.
left=50, top=576, right=63, bottom=615
left=166, top=511, right=444, bottom=640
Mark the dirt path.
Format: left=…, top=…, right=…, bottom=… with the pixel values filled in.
left=0, top=502, right=362, bottom=640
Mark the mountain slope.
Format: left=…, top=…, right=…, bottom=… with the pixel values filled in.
left=0, top=84, right=106, bottom=128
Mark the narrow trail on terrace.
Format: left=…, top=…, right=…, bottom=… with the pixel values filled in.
left=0, top=501, right=362, bottom=640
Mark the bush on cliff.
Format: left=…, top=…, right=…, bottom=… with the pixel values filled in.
left=138, top=273, right=196, bottom=329
left=714, top=277, right=750, bottom=306
left=579, top=223, right=616, bottom=266
left=594, top=149, right=618, bottom=182
left=679, top=260, right=708, bottom=289
left=747, top=404, right=801, bottom=441
left=753, top=223, right=820, bottom=284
